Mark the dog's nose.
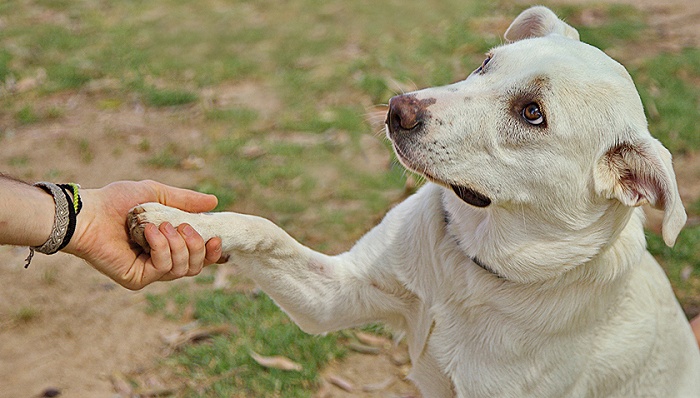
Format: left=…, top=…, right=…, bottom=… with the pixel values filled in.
left=386, top=94, right=427, bottom=134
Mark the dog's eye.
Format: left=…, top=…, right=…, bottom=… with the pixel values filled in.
left=475, top=55, right=492, bottom=74
left=522, top=103, right=544, bottom=125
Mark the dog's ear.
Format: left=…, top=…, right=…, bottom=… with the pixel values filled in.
left=505, top=6, right=580, bottom=43
left=594, top=138, right=687, bottom=246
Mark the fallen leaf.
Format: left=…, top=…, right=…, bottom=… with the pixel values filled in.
left=249, top=350, right=303, bottom=371
left=180, top=155, right=206, bottom=170
left=348, top=342, right=381, bottom=355
left=132, top=387, right=177, bottom=397
left=240, top=143, right=266, bottom=159
left=109, top=372, right=133, bottom=396
left=362, top=376, right=396, bottom=392
left=355, top=331, right=392, bottom=348
left=327, top=374, right=354, bottom=392
left=160, top=323, right=235, bottom=351
left=681, top=265, right=693, bottom=281
left=389, top=348, right=410, bottom=366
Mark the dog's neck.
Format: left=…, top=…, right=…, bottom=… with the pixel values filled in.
left=443, top=208, right=507, bottom=279
left=440, top=185, right=645, bottom=284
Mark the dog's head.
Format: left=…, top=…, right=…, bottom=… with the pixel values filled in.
left=386, top=6, right=686, bottom=282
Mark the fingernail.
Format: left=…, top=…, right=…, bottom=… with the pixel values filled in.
left=163, top=222, right=177, bottom=236
left=182, top=225, right=195, bottom=237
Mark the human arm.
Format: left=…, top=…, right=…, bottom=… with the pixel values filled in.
left=0, top=175, right=56, bottom=247
left=0, top=176, right=222, bottom=289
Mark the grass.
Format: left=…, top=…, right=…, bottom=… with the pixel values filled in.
left=146, top=286, right=346, bottom=397
left=648, top=198, right=700, bottom=312
left=15, top=105, right=39, bottom=125
left=1, top=0, right=699, bottom=396
left=13, top=104, right=64, bottom=125
left=42, top=268, right=58, bottom=285
left=8, top=156, right=30, bottom=167
left=632, top=48, right=700, bottom=153
left=195, top=181, right=239, bottom=211
left=78, top=138, right=93, bottom=163
left=204, top=107, right=258, bottom=124
left=557, top=4, right=646, bottom=50
left=0, top=49, right=11, bottom=81
left=14, top=306, right=40, bottom=323
left=147, top=143, right=184, bottom=169
left=648, top=225, right=700, bottom=312
left=144, top=87, right=198, bottom=107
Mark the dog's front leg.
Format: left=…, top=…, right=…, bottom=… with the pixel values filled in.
left=128, top=203, right=411, bottom=334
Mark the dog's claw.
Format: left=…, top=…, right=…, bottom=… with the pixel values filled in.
left=127, top=206, right=151, bottom=254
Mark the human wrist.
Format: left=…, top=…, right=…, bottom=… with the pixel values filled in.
left=61, top=188, right=94, bottom=257
left=27, top=184, right=57, bottom=247
left=24, top=182, right=83, bottom=267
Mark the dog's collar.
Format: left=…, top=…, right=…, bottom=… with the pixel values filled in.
left=442, top=208, right=506, bottom=280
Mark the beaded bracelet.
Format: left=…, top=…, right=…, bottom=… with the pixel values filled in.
left=24, top=182, right=82, bottom=268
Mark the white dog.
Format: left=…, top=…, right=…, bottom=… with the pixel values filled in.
left=128, top=6, right=700, bottom=397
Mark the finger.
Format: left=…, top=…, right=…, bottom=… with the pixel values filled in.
left=143, top=180, right=218, bottom=213
left=205, top=237, right=223, bottom=264
left=143, top=223, right=174, bottom=274
left=178, top=223, right=206, bottom=276
left=155, top=239, right=220, bottom=282
left=160, top=222, right=190, bottom=277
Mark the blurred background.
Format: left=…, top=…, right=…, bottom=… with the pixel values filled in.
left=0, top=0, right=698, bottom=397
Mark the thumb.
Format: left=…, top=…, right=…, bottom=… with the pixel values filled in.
left=148, top=181, right=218, bottom=213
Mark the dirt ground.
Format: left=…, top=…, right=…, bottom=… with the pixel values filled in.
left=1, top=1, right=699, bottom=397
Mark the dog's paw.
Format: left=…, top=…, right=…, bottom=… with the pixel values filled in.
left=127, top=203, right=186, bottom=253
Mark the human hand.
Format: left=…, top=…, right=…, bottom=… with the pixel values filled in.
left=63, top=180, right=222, bottom=290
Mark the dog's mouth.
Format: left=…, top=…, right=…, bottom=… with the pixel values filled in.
left=391, top=142, right=492, bottom=208
left=450, top=185, right=491, bottom=207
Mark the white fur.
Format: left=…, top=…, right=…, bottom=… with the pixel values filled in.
left=129, top=6, right=700, bottom=397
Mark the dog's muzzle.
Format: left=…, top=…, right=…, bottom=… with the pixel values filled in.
left=386, top=94, right=492, bottom=208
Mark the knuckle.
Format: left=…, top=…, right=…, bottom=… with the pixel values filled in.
left=170, top=266, right=188, bottom=278
left=149, top=237, right=170, bottom=253
left=164, top=234, right=187, bottom=251
left=187, top=237, right=205, bottom=252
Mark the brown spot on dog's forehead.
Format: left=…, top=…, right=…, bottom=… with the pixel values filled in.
left=530, top=76, right=550, bottom=89
left=507, top=75, right=551, bottom=109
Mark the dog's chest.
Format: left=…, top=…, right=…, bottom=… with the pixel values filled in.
left=421, top=297, right=587, bottom=397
